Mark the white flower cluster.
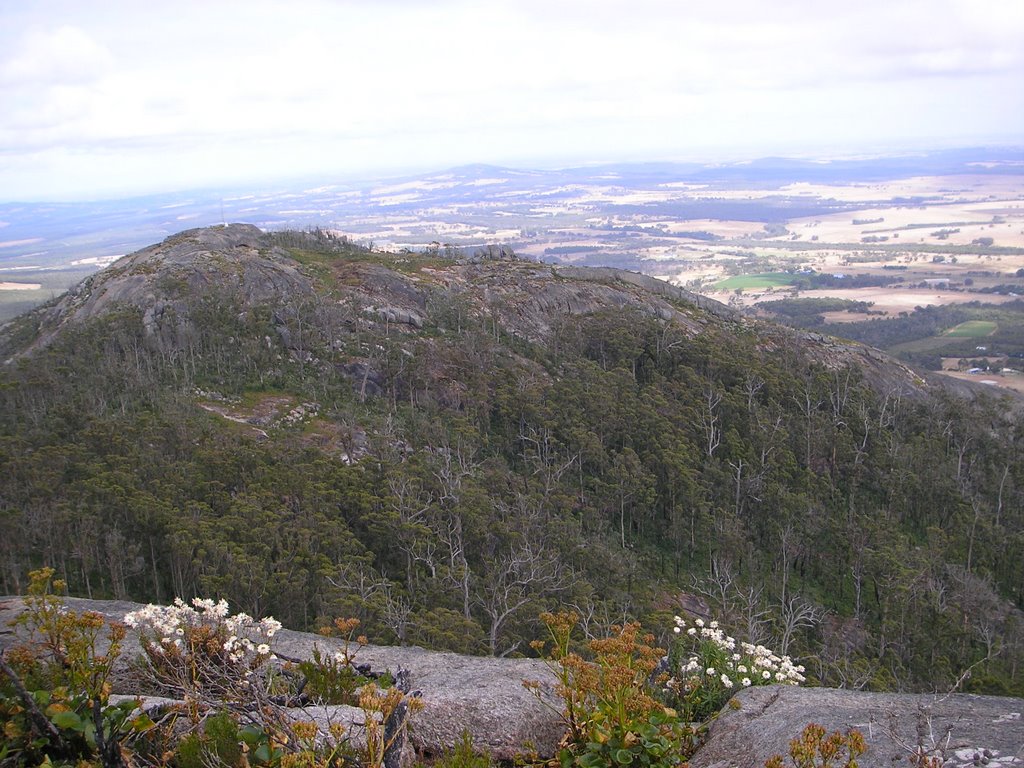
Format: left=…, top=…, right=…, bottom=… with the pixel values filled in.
left=671, top=615, right=805, bottom=690
left=124, top=597, right=280, bottom=664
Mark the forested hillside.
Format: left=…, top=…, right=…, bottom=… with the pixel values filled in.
left=1, top=225, right=1021, bottom=696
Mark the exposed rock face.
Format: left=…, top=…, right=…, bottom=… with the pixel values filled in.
left=0, top=223, right=950, bottom=401
left=271, top=628, right=564, bottom=761
left=8, top=224, right=314, bottom=355
left=689, top=685, right=1024, bottom=768
left=553, top=265, right=737, bottom=321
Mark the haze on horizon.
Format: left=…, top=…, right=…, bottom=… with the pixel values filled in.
left=1, top=0, right=1022, bottom=202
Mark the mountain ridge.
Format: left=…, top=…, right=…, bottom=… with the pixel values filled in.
left=1, top=224, right=1021, bottom=697
left=2, top=224, right=944, bottom=403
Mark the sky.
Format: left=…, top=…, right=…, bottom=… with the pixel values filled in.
left=1, top=0, right=1022, bottom=201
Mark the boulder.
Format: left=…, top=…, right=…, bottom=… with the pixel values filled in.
left=271, top=629, right=564, bottom=761
left=689, top=685, right=1024, bottom=768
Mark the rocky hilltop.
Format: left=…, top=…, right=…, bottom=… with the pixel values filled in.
left=3, top=224, right=950, bottom=401
left=5, top=225, right=315, bottom=356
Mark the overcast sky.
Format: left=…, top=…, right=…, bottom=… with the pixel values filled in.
left=1, top=0, right=1022, bottom=201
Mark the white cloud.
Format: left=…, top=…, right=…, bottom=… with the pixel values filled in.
left=0, top=24, right=113, bottom=86
left=0, top=0, right=1021, bottom=199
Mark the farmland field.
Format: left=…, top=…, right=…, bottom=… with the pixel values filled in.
left=944, top=320, right=997, bottom=337
left=2, top=151, right=1023, bottom=382
left=714, top=272, right=797, bottom=290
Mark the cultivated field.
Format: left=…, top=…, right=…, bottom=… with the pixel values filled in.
left=2, top=154, right=1022, bottom=352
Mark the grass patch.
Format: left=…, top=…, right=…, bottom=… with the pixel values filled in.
left=944, top=320, right=997, bottom=338
left=715, top=272, right=798, bottom=290
left=889, top=335, right=966, bottom=354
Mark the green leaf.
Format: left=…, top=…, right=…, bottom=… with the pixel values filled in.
left=239, top=725, right=266, bottom=746
left=253, top=743, right=273, bottom=764
left=614, top=748, right=635, bottom=765
left=50, top=710, right=85, bottom=731
left=131, top=713, right=156, bottom=732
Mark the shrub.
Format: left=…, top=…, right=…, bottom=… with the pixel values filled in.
left=297, top=618, right=392, bottom=706
left=424, top=730, right=492, bottom=768
left=175, top=711, right=245, bottom=768
left=764, top=723, right=866, bottom=768
left=665, top=615, right=805, bottom=723
left=525, top=611, right=691, bottom=768
left=0, top=568, right=154, bottom=768
left=123, top=598, right=280, bottom=707
left=124, top=602, right=427, bottom=768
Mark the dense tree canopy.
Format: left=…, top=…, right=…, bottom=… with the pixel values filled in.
left=1, top=229, right=1021, bottom=695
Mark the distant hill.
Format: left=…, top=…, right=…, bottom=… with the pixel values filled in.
left=1, top=225, right=1021, bottom=695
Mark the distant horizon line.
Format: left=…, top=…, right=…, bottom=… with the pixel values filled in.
left=3, top=143, right=1022, bottom=206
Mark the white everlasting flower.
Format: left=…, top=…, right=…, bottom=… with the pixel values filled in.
left=260, top=617, right=283, bottom=636
left=720, top=673, right=733, bottom=688
left=673, top=626, right=681, bottom=634
left=256, top=643, right=270, bottom=655
left=687, top=627, right=697, bottom=636
left=762, top=670, right=771, bottom=680
left=706, top=667, right=716, bottom=676
left=742, top=677, right=752, bottom=687
left=695, top=618, right=704, bottom=628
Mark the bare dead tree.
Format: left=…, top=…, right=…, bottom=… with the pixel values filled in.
left=477, top=539, right=572, bottom=657
left=518, top=424, right=580, bottom=504
left=735, top=584, right=771, bottom=647
left=691, top=556, right=737, bottom=622
left=377, top=579, right=412, bottom=645
left=387, top=472, right=434, bottom=590
left=743, top=373, right=764, bottom=414
left=776, top=593, right=823, bottom=656
left=698, top=384, right=723, bottom=458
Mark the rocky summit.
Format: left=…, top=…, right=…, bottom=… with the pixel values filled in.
left=3, top=224, right=941, bottom=400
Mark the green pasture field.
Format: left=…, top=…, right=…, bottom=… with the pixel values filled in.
left=943, top=320, right=997, bottom=338
left=715, top=272, right=797, bottom=290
